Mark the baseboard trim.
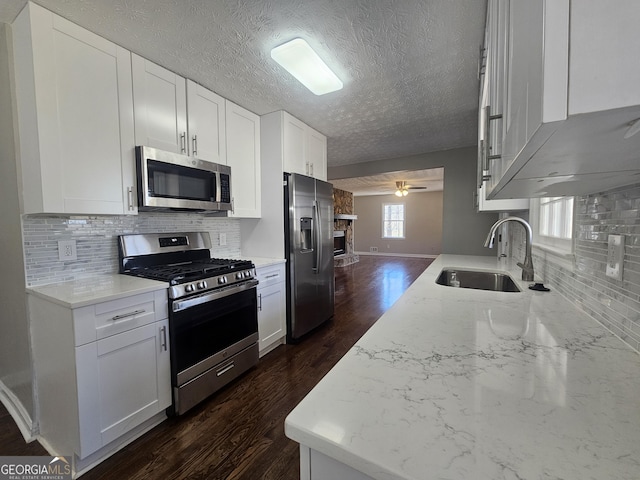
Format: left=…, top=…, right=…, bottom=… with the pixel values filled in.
left=355, top=252, right=438, bottom=259
left=0, top=379, right=36, bottom=442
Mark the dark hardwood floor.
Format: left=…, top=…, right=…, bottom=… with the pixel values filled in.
left=0, top=255, right=433, bottom=479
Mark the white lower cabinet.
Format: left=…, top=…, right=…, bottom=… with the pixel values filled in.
left=75, top=320, right=170, bottom=450
left=300, top=446, right=375, bottom=480
left=256, top=263, right=286, bottom=356
left=29, top=288, right=170, bottom=471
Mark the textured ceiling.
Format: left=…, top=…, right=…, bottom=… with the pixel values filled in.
left=0, top=0, right=486, bottom=167
left=332, top=168, right=444, bottom=196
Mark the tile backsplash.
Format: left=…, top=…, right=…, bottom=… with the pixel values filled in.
left=23, top=212, right=242, bottom=286
left=510, top=183, right=640, bottom=352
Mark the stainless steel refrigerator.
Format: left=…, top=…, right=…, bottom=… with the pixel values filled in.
left=284, top=173, right=335, bottom=341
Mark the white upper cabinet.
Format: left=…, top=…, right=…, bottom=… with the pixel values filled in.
left=132, top=54, right=188, bottom=155
left=280, top=111, right=328, bottom=180
left=132, top=55, right=226, bottom=164
left=485, top=0, right=640, bottom=199
left=476, top=0, right=528, bottom=211
left=225, top=100, right=261, bottom=218
left=186, top=80, right=226, bottom=164
left=12, top=2, right=136, bottom=215
left=306, top=127, right=328, bottom=181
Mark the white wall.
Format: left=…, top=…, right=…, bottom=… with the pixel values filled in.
left=329, top=147, right=498, bottom=256
left=0, top=22, right=34, bottom=432
left=354, top=190, right=443, bottom=256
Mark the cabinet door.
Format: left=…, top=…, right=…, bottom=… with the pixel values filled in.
left=501, top=0, right=543, bottom=181
left=226, top=100, right=261, bottom=218
left=186, top=80, right=226, bottom=163
left=12, top=3, right=135, bottom=215
left=307, top=127, right=327, bottom=181
left=75, top=320, right=171, bottom=456
left=257, top=283, right=285, bottom=355
left=132, top=54, right=188, bottom=154
left=282, top=113, right=307, bottom=175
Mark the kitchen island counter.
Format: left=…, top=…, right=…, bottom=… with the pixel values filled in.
left=285, top=254, right=640, bottom=480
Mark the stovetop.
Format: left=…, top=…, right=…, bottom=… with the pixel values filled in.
left=126, top=258, right=254, bottom=285
left=118, top=233, right=257, bottom=299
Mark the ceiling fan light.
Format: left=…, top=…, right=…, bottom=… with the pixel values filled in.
left=395, top=189, right=403, bottom=197
left=271, top=38, right=343, bottom=95
left=402, top=189, right=408, bottom=196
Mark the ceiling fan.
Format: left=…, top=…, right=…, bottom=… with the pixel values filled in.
left=395, top=181, right=427, bottom=197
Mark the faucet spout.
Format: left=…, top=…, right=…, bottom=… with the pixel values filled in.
left=484, top=216, right=534, bottom=282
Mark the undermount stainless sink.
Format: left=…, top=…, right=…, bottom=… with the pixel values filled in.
left=436, top=269, right=521, bottom=292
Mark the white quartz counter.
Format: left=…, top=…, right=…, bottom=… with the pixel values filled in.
left=285, top=255, right=640, bottom=480
left=247, top=256, right=286, bottom=269
left=27, top=274, right=168, bottom=308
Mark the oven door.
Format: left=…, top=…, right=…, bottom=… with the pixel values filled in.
left=169, top=280, right=259, bottom=388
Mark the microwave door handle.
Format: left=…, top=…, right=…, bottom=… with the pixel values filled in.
left=215, top=172, right=222, bottom=203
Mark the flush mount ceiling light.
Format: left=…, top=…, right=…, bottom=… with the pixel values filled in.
left=395, top=181, right=409, bottom=197
left=270, top=38, right=343, bottom=96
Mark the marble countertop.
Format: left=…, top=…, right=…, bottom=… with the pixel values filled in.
left=247, top=256, right=286, bottom=268
left=27, top=275, right=168, bottom=308
left=284, top=255, right=640, bottom=480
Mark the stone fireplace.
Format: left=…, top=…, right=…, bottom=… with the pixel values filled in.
left=333, top=188, right=359, bottom=267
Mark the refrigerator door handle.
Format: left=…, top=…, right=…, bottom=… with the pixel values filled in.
left=313, top=200, right=321, bottom=273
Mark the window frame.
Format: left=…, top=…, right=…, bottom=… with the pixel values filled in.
left=530, top=196, right=575, bottom=254
left=381, top=202, right=406, bottom=239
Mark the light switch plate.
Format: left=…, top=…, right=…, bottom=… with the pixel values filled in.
left=219, top=233, right=227, bottom=246
left=58, top=240, right=77, bottom=261
left=605, top=234, right=624, bottom=280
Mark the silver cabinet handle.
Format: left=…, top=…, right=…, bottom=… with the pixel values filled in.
left=482, top=105, right=503, bottom=182
left=160, top=325, right=167, bottom=351
left=265, top=273, right=279, bottom=279
left=127, top=186, right=134, bottom=211
left=180, top=132, right=186, bottom=153
left=111, top=309, right=145, bottom=321
left=192, top=134, right=197, bottom=156
left=305, top=162, right=310, bottom=175
left=310, top=162, right=314, bottom=177
left=258, top=293, right=262, bottom=311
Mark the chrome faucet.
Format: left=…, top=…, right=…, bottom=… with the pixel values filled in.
left=484, top=216, right=534, bottom=282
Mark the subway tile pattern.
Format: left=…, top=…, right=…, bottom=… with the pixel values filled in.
left=22, top=213, right=242, bottom=287
left=511, top=183, right=640, bottom=352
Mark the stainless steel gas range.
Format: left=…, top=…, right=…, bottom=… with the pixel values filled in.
left=118, top=232, right=258, bottom=415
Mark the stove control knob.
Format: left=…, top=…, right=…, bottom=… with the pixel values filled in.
left=218, top=276, right=227, bottom=285
left=236, top=272, right=244, bottom=280
left=185, top=284, right=195, bottom=293
left=244, top=271, right=252, bottom=278
left=197, top=281, right=207, bottom=290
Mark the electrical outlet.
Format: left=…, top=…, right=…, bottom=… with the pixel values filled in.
left=219, top=233, right=227, bottom=246
left=370, top=246, right=378, bottom=252
left=605, top=234, right=624, bottom=280
left=58, top=240, right=77, bottom=261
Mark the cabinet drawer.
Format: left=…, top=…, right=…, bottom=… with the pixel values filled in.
left=74, top=289, right=167, bottom=345
left=256, top=264, right=285, bottom=288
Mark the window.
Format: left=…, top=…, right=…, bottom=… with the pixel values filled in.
left=531, top=197, right=574, bottom=253
left=382, top=203, right=405, bottom=238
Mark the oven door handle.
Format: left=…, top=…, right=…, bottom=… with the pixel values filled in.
left=172, top=279, right=259, bottom=312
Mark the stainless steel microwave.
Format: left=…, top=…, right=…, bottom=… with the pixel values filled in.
left=136, top=146, right=231, bottom=212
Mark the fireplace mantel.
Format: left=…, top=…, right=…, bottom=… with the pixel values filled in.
left=334, top=214, right=358, bottom=221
